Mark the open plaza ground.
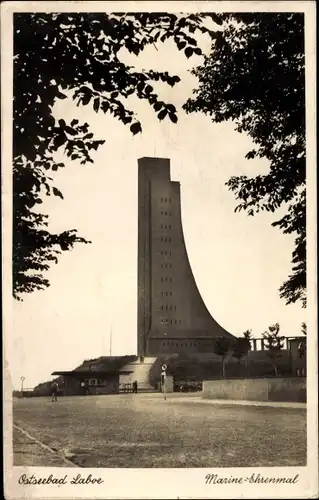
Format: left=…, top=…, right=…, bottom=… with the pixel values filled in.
left=13, top=393, right=306, bottom=468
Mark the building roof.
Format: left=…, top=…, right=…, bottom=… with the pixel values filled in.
left=51, top=355, right=138, bottom=378
left=73, top=355, right=138, bottom=372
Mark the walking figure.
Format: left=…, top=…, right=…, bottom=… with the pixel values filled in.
left=298, top=341, right=306, bottom=359
left=133, top=380, right=138, bottom=394
left=297, top=340, right=306, bottom=376
left=51, top=383, right=58, bottom=402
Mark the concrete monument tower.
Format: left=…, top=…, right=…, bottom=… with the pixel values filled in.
left=138, top=157, right=233, bottom=357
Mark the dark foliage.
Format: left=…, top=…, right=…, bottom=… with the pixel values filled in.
left=31, top=376, right=63, bottom=397
left=147, top=350, right=293, bottom=387
left=13, top=12, right=221, bottom=299
left=214, top=337, right=232, bottom=378
left=301, top=322, right=307, bottom=336
left=262, top=323, right=285, bottom=376
left=184, top=13, right=306, bottom=307
left=232, top=336, right=251, bottom=364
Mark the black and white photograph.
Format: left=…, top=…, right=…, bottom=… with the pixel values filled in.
left=2, top=1, right=317, bottom=499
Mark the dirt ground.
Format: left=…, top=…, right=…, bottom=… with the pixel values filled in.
left=13, top=393, right=307, bottom=468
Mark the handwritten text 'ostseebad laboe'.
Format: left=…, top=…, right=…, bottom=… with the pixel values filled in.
left=19, top=474, right=103, bottom=486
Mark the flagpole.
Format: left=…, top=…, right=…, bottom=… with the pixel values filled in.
left=109, top=324, right=112, bottom=356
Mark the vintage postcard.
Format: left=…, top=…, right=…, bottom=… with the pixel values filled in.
left=2, top=1, right=318, bottom=499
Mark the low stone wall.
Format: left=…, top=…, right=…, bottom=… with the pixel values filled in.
left=202, top=377, right=306, bottom=403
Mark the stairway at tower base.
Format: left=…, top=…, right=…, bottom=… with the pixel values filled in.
left=119, top=357, right=157, bottom=392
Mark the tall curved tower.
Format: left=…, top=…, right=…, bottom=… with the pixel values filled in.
left=138, top=157, right=233, bottom=357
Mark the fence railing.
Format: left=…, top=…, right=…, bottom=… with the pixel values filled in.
left=13, top=388, right=35, bottom=398
left=119, top=383, right=134, bottom=393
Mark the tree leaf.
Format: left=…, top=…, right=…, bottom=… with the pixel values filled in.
left=144, top=85, right=153, bottom=94
left=53, top=133, right=66, bottom=149
left=52, top=187, right=64, bottom=199
left=82, top=93, right=91, bottom=106
left=158, top=109, right=168, bottom=120
left=171, top=75, right=181, bottom=84
left=166, top=104, right=177, bottom=113
left=154, top=101, right=163, bottom=112
left=93, top=97, right=100, bottom=112
left=137, top=81, right=145, bottom=93
left=169, top=112, right=178, bottom=123
left=130, top=121, right=142, bottom=135
left=101, top=101, right=110, bottom=113
left=187, top=37, right=197, bottom=46
left=210, top=13, right=223, bottom=26
left=177, top=41, right=186, bottom=51
left=193, top=47, right=202, bottom=56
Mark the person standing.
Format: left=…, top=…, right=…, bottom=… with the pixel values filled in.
left=297, top=340, right=306, bottom=376
left=51, top=382, right=58, bottom=402
left=133, top=380, right=138, bottom=394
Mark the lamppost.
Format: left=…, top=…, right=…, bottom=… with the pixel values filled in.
left=20, top=376, right=25, bottom=397
left=161, top=364, right=167, bottom=400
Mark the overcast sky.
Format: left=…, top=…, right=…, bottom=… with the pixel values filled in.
left=9, top=29, right=305, bottom=390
